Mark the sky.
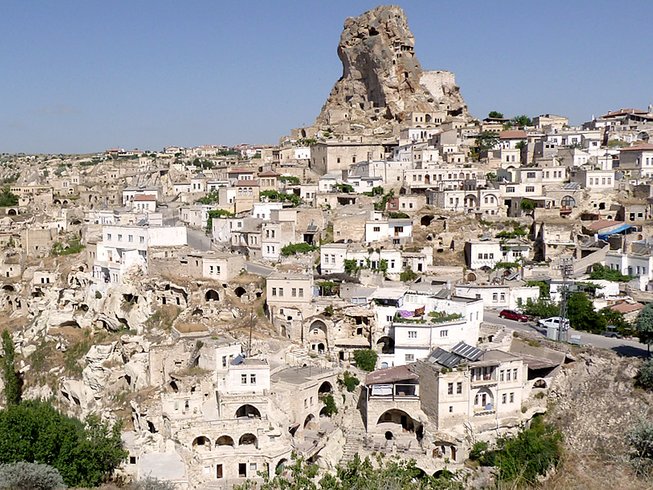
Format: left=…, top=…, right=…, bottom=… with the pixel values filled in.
left=2, top=0, right=652, bottom=154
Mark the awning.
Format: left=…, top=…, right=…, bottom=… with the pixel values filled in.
left=598, top=224, right=633, bottom=240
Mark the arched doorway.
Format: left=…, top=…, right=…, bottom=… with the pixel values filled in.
left=235, top=404, right=261, bottom=419
left=308, top=319, right=328, bottom=352
left=238, top=433, right=258, bottom=446
left=318, top=381, right=333, bottom=394
left=205, top=289, right=220, bottom=302
left=192, top=436, right=211, bottom=452
left=234, top=286, right=246, bottom=298
left=376, top=336, right=395, bottom=354
left=304, top=414, right=316, bottom=429
left=216, top=435, right=234, bottom=447
left=377, top=409, right=416, bottom=432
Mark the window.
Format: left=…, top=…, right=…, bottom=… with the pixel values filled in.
left=456, top=382, right=462, bottom=394
left=526, top=171, right=536, bottom=178
left=500, top=370, right=504, bottom=382
left=291, top=288, right=297, bottom=297
left=478, top=253, right=483, bottom=259
left=513, top=368, right=518, bottom=380
left=506, top=370, right=511, bottom=381
left=502, top=393, right=507, bottom=404
left=107, top=233, right=112, bottom=240
left=408, top=330, right=417, bottom=339
left=373, top=226, right=380, bottom=232
left=250, top=463, right=257, bottom=473
left=447, top=383, right=454, bottom=395
left=405, top=354, right=414, bottom=362
left=222, top=356, right=227, bottom=368
left=250, top=374, right=256, bottom=385
left=241, top=374, right=247, bottom=384
left=298, top=288, right=304, bottom=298
left=118, top=234, right=123, bottom=241
left=440, top=330, right=448, bottom=337
left=394, top=226, right=404, bottom=233
left=493, top=293, right=498, bottom=301
left=449, top=406, right=453, bottom=413
left=272, top=287, right=277, bottom=297
left=128, top=234, right=133, bottom=242
left=239, top=463, right=247, bottom=477
left=509, top=392, right=514, bottom=403
left=500, top=292, right=506, bottom=301
left=506, top=187, right=515, bottom=193
left=525, top=186, right=535, bottom=193
left=279, top=288, right=283, bottom=296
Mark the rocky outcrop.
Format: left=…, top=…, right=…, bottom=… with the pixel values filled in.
left=304, top=6, right=468, bottom=138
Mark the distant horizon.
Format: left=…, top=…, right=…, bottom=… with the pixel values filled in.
left=2, top=0, right=652, bottom=154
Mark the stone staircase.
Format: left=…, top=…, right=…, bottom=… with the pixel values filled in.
left=339, top=427, right=365, bottom=465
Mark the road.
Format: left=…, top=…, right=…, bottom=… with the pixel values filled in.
left=484, top=309, right=649, bottom=357
left=245, top=262, right=275, bottom=277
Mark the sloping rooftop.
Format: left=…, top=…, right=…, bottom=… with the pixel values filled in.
left=365, top=364, right=418, bottom=385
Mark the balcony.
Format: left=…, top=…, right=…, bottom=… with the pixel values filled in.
left=474, top=404, right=496, bottom=416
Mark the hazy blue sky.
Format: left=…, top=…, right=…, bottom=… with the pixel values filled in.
left=2, top=1, right=652, bottom=154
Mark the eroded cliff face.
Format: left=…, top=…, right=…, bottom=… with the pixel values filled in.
left=309, top=6, right=468, bottom=137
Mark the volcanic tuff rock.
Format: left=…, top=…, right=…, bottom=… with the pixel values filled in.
left=309, top=5, right=468, bottom=137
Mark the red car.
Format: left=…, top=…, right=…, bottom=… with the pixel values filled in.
left=499, top=309, right=529, bottom=322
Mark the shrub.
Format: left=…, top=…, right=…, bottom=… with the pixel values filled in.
left=469, top=441, right=488, bottom=461
left=51, top=239, right=84, bottom=256
left=279, top=175, right=300, bottom=185
left=521, top=298, right=559, bottom=318
left=589, top=264, right=633, bottom=282
left=0, top=187, right=18, bottom=207
left=353, top=349, right=377, bottom=372
left=400, top=267, right=418, bottom=282
left=636, top=359, right=653, bottom=390
left=341, top=371, right=359, bottom=392
left=129, top=476, right=177, bottom=490
left=321, top=394, right=338, bottom=417
left=0, top=462, right=66, bottom=489
left=281, top=243, right=317, bottom=256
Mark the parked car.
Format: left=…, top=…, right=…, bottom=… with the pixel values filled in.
left=499, top=309, right=529, bottom=322
left=602, top=326, right=622, bottom=338
left=538, top=316, right=570, bottom=330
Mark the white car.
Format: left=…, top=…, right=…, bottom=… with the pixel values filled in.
left=538, top=316, right=570, bottom=330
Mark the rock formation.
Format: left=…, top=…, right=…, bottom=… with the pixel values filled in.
left=302, top=6, right=468, bottom=139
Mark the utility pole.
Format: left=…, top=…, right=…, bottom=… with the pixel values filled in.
left=558, top=257, right=574, bottom=342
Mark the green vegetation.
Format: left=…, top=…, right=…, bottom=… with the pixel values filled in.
left=488, top=111, right=504, bottom=119
left=520, top=198, right=536, bottom=211
left=279, top=175, right=300, bottom=185
left=317, top=281, right=338, bottom=297
left=636, top=359, right=653, bottom=390
left=131, top=476, right=178, bottom=490
left=235, top=454, right=461, bottom=490
left=388, top=211, right=409, bottom=219
left=589, top=263, right=633, bottom=282
left=362, top=186, right=384, bottom=197
left=51, top=239, right=84, bottom=256
left=0, top=462, right=65, bottom=490
left=0, top=187, right=18, bottom=207
left=400, top=267, right=418, bottom=282
left=196, top=190, right=220, bottom=205
left=512, top=114, right=533, bottom=127
left=1, top=331, right=21, bottom=406
left=260, top=190, right=301, bottom=207
left=527, top=280, right=550, bottom=298
left=428, top=311, right=464, bottom=323
left=471, top=416, right=563, bottom=486
left=296, top=138, right=317, bottom=147
left=64, top=334, right=91, bottom=376
left=471, top=131, right=500, bottom=160
left=281, top=242, right=318, bottom=257
left=374, top=190, right=394, bottom=211
left=567, top=292, right=606, bottom=333
left=321, top=394, right=337, bottom=417
left=494, top=261, right=520, bottom=270
left=334, top=183, right=354, bottom=193
left=627, top=419, right=653, bottom=476
left=521, top=298, right=559, bottom=319
left=0, top=400, right=127, bottom=488
left=340, top=371, right=360, bottom=392
left=217, top=148, right=239, bottom=157
left=636, top=303, right=653, bottom=354
left=353, top=350, right=377, bottom=372
left=206, top=208, right=234, bottom=232
left=344, top=259, right=360, bottom=275
left=496, top=222, right=528, bottom=239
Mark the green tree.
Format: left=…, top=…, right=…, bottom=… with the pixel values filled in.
left=474, top=131, right=500, bottom=152
left=400, top=267, right=418, bottom=282
left=520, top=199, right=535, bottom=212
left=488, top=111, right=504, bottom=119
left=636, top=303, right=653, bottom=354
left=1, top=331, right=21, bottom=406
left=340, top=371, right=360, bottom=392
left=0, top=401, right=127, bottom=488
left=281, top=243, right=318, bottom=256
left=0, top=188, right=18, bottom=208
left=321, top=394, right=337, bottom=417
left=353, top=350, right=378, bottom=372
left=589, top=264, right=633, bottom=282
left=521, top=298, right=559, bottom=318
left=636, top=359, right=653, bottom=390
left=512, top=115, right=532, bottom=127
left=567, top=292, right=606, bottom=333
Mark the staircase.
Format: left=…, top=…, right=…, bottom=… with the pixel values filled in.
left=339, top=428, right=365, bottom=465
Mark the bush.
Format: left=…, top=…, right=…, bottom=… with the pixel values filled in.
left=521, top=298, right=559, bottom=318
left=281, top=243, right=317, bottom=256
left=476, top=416, right=563, bottom=486
left=341, top=371, right=360, bottom=392
left=51, top=239, right=84, bottom=256
left=627, top=419, right=653, bottom=475
left=0, top=462, right=66, bottom=489
left=279, top=175, right=300, bottom=185
left=589, top=264, right=633, bottom=282
left=0, top=187, right=18, bottom=207
left=321, top=394, right=337, bottom=417
left=400, top=267, right=418, bottom=282
left=636, top=359, right=653, bottom=390
left=353, top=350, right=377, bottom=372
left=129, top=476, right=177, bottom=490
left=469, top=441, right=488, bottom=461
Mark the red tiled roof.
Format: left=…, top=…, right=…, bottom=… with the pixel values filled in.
left=365, top=364, right=418, bottom=385
left=133, top=194, right=156, bottom=201
left=610, top=302, right=644, bottom=314
left=258, top=170, right=279, bottom=177
left=228, top=167, right=255, bottom=174
left=620, top=143, right=653, bottom=152
left=235, top=179, right=259, bottom=187
left=499, top=130, right=528, bottom=139
left=585, top=219, right=622, bottom=232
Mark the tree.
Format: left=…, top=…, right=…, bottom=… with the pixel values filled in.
left=636, top=303, right=653, bottom=354
left=0, top=188, right=18, bottom=208
left=589, top=264, right=633, bottom=282
left=567, top=292, right=606, bottom=333
left=0, top=462, right=66, bottom=490
left=400, top=267, right=418, bottom=282
left=475, top=131, right=500, bottom=152
left=1, top=331, right=21, bottom=406
left=321, top=394, right=337, bottom=417
left=353, top=350, right=378, bottom=372
left=0, top=401, right=127, bottom=487
left=488, top=111, right=504, bottom=119
left=512, top=115, right=532, bottom=127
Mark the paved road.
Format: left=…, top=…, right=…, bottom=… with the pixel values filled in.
left=245, top=262, right=275, bottom=277
left=484, top=309, right=649, bottom=357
